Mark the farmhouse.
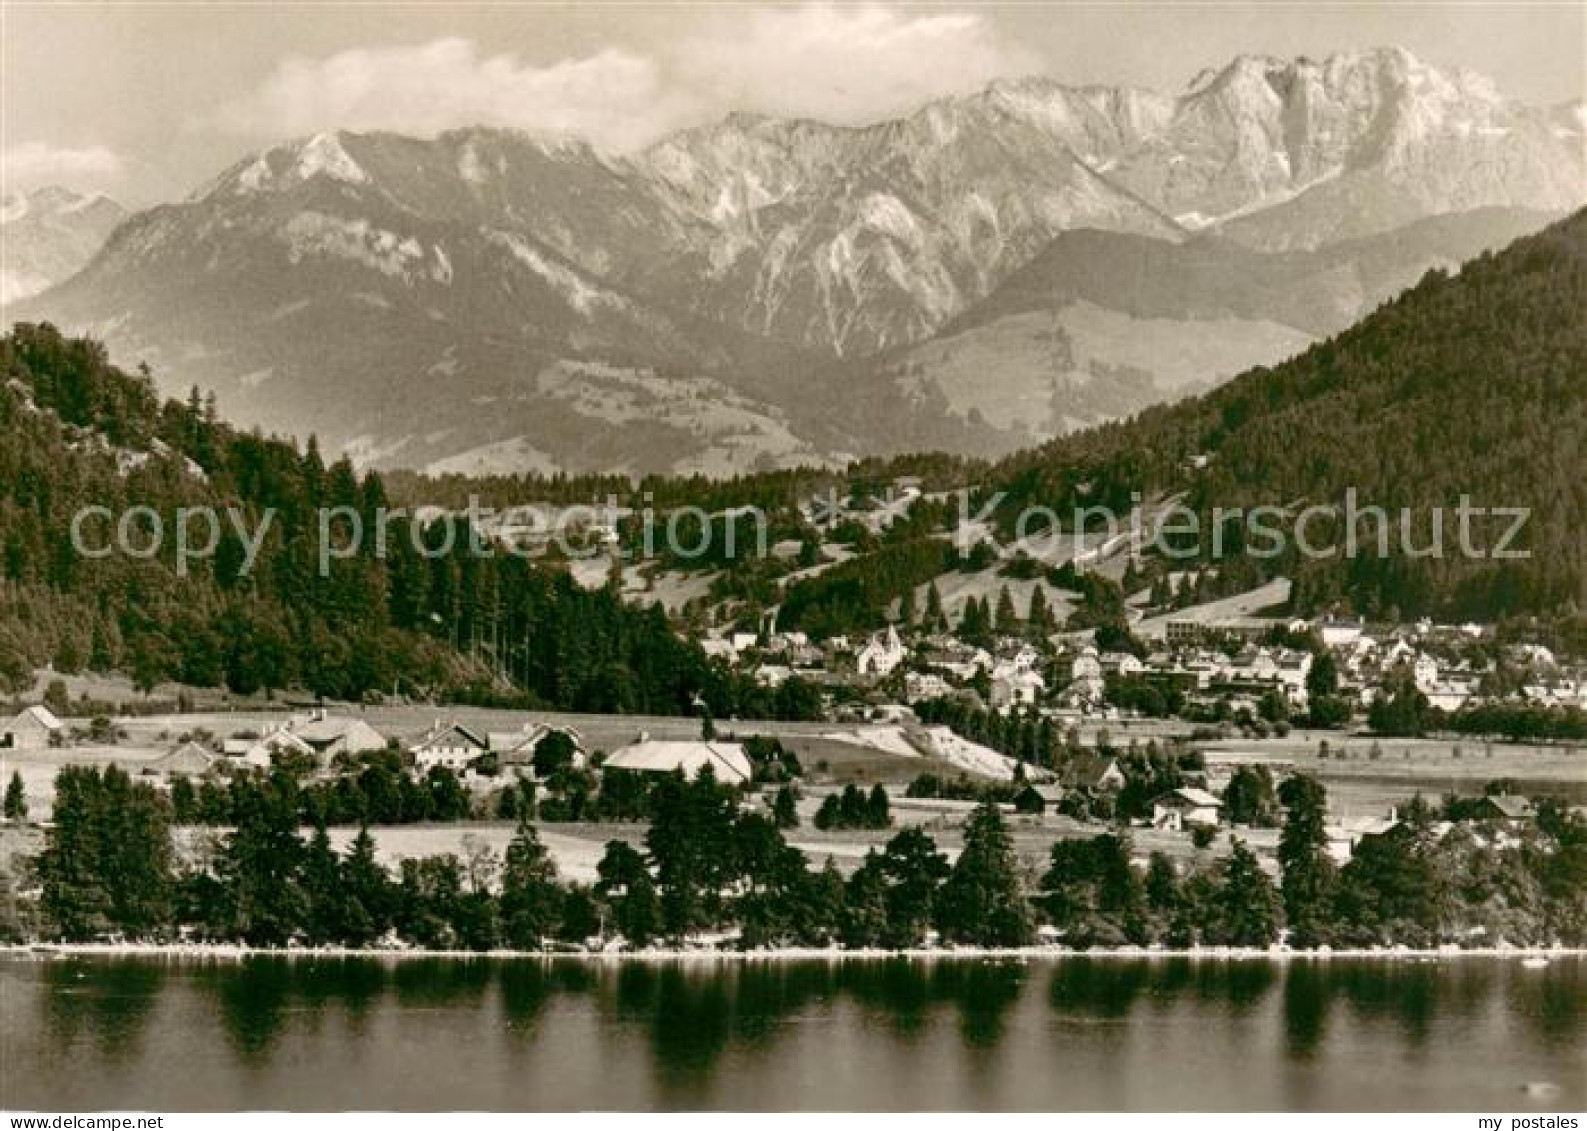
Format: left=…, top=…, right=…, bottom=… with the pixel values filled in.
left=1060, top=754, right=1126, bottom=793
left=411, top=722, right=489, bottom=771
left=1324, top=816, right=1401, bottom=864
left=2, top=705, right=65, bottom=750
left=152, top=741, right=219, bottom=777
left=1152, top=787, right=1223, bottom=831
left=292, top=716, right=388, bottom=760
left=1472, top=794, right=1535, bottom=822
left=605, top=739, right=753, bottom=785
left=488, top=723, right=585, bottom=771
left=234, top=728, right=315, bottom=769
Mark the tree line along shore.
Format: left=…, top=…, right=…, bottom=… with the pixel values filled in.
left=3, top=760, right=1583, bottom=954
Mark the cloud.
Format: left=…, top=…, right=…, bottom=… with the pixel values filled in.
left=2, top=142, right=123, bottom=191
left=212, top=37, right=693, bottom=151
left=208, top=6, right=1037, bottom=151
left=672, top=4, right=1039, bottom=126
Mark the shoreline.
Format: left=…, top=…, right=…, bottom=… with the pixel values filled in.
left=9, top=941, right=1584, bottom=964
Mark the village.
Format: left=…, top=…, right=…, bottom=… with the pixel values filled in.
left=2, top=626, right=1579, bottom=906
left=1, top=480, right=1584, bottom=948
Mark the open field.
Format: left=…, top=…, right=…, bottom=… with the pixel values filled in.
left=329, top=804, right=1277, bottom=884
left=5, top=703, right=1581, bottom=825
left=1197, top=728, right=1587, bottom=816
left=3, top=704, right=1580, bottom=889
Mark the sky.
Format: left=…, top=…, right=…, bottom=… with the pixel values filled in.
left=4, top=2, right=1583, bottom=204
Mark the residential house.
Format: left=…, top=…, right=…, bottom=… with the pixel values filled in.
left=412, top=722, right=490, bottom=771
left=1424, top=675, right=1478, bottom=712
left=1151, top=787, right=1223, bottom=831
left=997, top=643, right=1042, bottom=672
left=923, top=642, right=993, bottom=681
left=152, top=741, right=219, bottom=777
left=1323, top=816, right=1401, bottom=864
left=754, top=663, right=793, bottom=688
left=2, top=706, right=65, bottom=750
left=1472, top=794, right=1535, bottom=822
left=764, top=631, right=822, bottom=666
left=904, top=671, right=953, bottom=703
left=1024, top=783, right=1066, bottom=813
left=1274, top=650, right=1314, bottom=699
left=991, top=668, right=1046, bottom=712
left=1318, top=617, right=1366, bottom=648
left=1060, top=754, right=1127, bottom=793
left=293, top=716, right=388, bottom=762
left=1068, top=647, right=1104, bottom=683
left=701, top=637, right=738, bottom=662
left=235, top=727, right=315, bottom=769
left=488, top=723, right=585, bottom=772
left=1099, top=652, right=1144, bottom=679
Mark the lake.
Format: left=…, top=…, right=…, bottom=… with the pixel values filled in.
left=2, top=954, right=1582, bottom=1111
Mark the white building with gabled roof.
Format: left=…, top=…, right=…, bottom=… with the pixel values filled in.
left=412, top=722, right=489, bottom=771
left=605, top=739, right=753, bottom=785
left=2, top=705, right=65, bottom=750
left=856, top=625, right=907, bottom=677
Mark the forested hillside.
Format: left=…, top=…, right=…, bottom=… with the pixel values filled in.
left=0, top=325, right=796, bottom=715
left=992, top=209, right=1587, bottom=621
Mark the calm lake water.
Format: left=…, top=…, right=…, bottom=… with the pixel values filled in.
left=2, top=954, right=1582, bottom=1111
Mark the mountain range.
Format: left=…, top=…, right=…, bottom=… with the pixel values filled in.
left=0, top=187, right=126, bottom=305
left=7, top=46, right=1583, bottom=475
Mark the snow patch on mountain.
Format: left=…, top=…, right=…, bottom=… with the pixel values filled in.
left=484, top=230, right=620, bottom=315
left=0, top=186, right=126, bottom=302
left=281, top=212, right=438, bottom=281
left=238, top=132, right=369, bottom=193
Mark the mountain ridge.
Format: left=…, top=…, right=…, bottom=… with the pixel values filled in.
left=0, top=186, right=126, bottom=304
left=8, top=45, right=1582, bottom=475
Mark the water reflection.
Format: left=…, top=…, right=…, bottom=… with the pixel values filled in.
left=208, top=958, right=294, bottom=1064
left=391, top=957, right=492, bottom=1008
left=1508, top=964, right=1586, bottom=1049
left=41, top=959, right=165, bottom=1061
left=1283, top=963, right=1330, bottom=1057
left=10, top=954, right=1584, bottom=1111
left=1047, top=957, right=1154, bottom=1018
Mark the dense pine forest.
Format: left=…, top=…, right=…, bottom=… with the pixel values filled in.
left=992, top=209, right=1587, bottom=621
left=3, top=212, right=1584, bottom=702
left=0, top=326, right=809, bottom=716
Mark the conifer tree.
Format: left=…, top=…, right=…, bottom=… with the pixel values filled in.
left=1209, top=839, right=1281, bottom=947
left=772, top=785, right=800, bottom=829
left=3, top=772, right=26, bottom=821
left=340, top=826, right=393, bottom=946
left=596, top=839, right=658, bottom=947
left=1028, top=586, right=1055, bottom=638
left=300, top=822, right=343, bottom=946
left=924, top=583, right=946, bottom=632
left=876, top=828, right=950, bottom=947
left=500, top=814, right=562, bottom=948
left=938, top=802, right=1031, bottom=945
left=995, top=585, right=1019, bottom=635
left=865, top=784, right=892, bottom=828
left=1278, top=775, right=1336, bottom=947
left=841, top=853, right=889, bottom=948
left=220, top=770, right=306, bottom=946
